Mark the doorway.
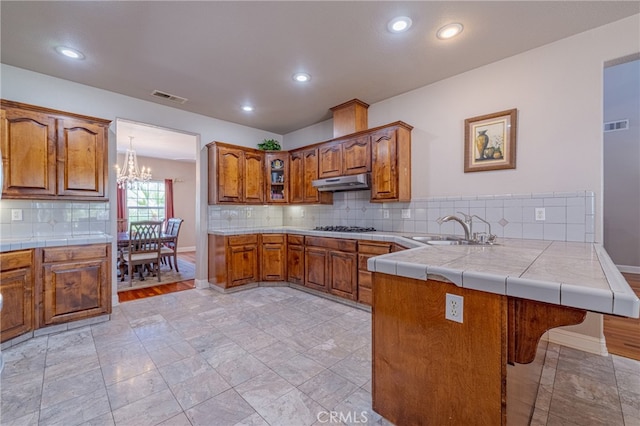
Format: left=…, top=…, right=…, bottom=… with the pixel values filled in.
left=602, top=54, right=640, bottom=360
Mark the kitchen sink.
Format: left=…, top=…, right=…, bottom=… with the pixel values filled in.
left=423, top=239, right=471, bottom=245
left=404, top=235, right=464, bottom=243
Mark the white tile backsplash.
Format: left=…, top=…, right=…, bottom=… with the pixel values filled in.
left=0, top=199, right=110, bottom=239
left=204, top=190, right=596, bottom=243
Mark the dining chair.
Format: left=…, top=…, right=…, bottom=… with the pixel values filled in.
left=127, top=221, right=163, bottom=286
left=161, top=218, right=184, bottom=271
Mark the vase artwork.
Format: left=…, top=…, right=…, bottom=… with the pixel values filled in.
left=475, top=130, right=489, bottom=160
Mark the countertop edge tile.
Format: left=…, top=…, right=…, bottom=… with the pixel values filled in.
left=506, top=277, right=561, bottom=305
left=560, top=283, right=613, bottom=314
left=463, top=271, right=506, bottom=295
left=426, top=266, right=462, bottom=287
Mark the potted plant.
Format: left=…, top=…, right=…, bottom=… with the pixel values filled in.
left=257, top=138, right=281, bottom=151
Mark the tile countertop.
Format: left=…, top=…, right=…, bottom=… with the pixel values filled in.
left=209, top=227, right=639, bottom=318
left=0, top=233, right=113, bottom=252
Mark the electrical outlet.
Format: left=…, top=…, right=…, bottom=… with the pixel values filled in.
left=300, top=209, right=305, bottom=218
left=535, top=207, right=546, bottom=221
left=11, top=209, right=23, bottom=221
left=246, top=209, right=252, bottom=218
left=383, top=209, right=390, bottom=219
left=445, top=293, right=464, bottom=323
left=401, top=209, right=411, bottom=219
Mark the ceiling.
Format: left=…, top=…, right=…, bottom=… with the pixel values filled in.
left=2, top=1, right=638, bottom=160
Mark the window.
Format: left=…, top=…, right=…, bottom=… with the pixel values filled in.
left=126, top=181, right=165, bottom=222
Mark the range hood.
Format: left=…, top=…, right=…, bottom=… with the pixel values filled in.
left=312, top=173, right=370, bottom=192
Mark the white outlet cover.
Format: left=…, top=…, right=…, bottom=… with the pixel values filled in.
left=445, top=293, right=464, bottom=323
left=535, top=207, right=546, bottom=221
left=383, top=209, right=390, bottom=219
left=401, top=209, right=411, bottom=219
left=11, top=209, right=23, bottom=221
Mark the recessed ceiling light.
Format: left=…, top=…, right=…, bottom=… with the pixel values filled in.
left=292, top=72, right=311, bottom=83
left=241, top=105, right=254, bottom=112
left=387, top=16, right=412, bottom=33
left=436, top=23, right=464, bottom=40
left=55, top=46, right=85, bottom=59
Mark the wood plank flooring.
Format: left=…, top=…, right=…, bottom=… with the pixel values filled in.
left=604, top=272, right=640, bottom=360
left=118, top=251, right=196, bottom=303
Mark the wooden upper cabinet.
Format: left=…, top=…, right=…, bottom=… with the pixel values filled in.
left=342, top=135, right=371, bottom=175
left=370, top=123, right=412, bottom=202
left=208, top=143, right=264, bottom=204
left=243, top=151, right=265, bottom=204
left=1, top=107, right=56, bottom=197
left=1, top=100, right=109, bottom=200
left=57, top=118, right=106, bottom=197
left=216, top=146, right=244, bottom=203
left=289, top=148, right=332, bottom=205
left=289, top=151, right=304, bottom=204
left=266, top=152, right=289, bottom=203
left=319, top=143, right=343, bottom=178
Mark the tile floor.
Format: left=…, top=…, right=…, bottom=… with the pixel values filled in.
left=1, top=286, right=638, bottom=426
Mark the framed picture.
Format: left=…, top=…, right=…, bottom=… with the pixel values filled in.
left=464, top=108, right=517, bottom=172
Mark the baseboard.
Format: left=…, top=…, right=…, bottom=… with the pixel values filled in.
left=178, top=246, right=195, bottom=253
left=545, top=328, right=609, bottom=356
left=617, top=264, right=640, bottom=274
left=194, top=278, right=209, bottom=289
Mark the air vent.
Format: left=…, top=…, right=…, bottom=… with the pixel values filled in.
left=151, top=90, right=188, bottom=104
left=604, top=119, right=629, bottom=132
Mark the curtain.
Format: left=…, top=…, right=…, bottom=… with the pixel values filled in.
left=165, top=178, right=174, bottom=223
left=117, top=186, right=128, bottom=232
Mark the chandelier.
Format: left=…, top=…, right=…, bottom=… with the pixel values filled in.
left=116, top=136, right=152, bottom=189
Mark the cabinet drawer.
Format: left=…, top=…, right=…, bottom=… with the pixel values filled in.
left=358, top=241, right=393, bottom=255
left=0, top=249, right=33, bottom=270
left=358, top=254, right=376, bottom=270
left=42, top=244, right=108, bottom=263
left=287, top=234, right=304, bottom=245
left=305, top=236, right=357, bottom=252
left=261, top=234, right=285, bottom=244
left=358, top=270, right=372, bottom=289
left=228, top=234, right=258, bottom=246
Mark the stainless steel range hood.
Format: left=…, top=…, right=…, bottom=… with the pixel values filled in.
left=312, top=173, right=370, bottom=192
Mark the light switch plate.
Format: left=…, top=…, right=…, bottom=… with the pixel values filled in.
left=401, top=209, right=411, bottom=219
left=11, top=209, right=23, bottom=221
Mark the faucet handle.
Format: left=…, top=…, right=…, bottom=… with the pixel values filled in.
left=457, top=211, right=472, bottom=222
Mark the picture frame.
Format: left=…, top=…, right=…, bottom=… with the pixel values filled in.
left=464, top=108, right=517, bottom=172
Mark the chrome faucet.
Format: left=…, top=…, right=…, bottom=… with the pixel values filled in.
left=441, top=213, right=472, bottom=240
left=471, top=215, right=497, bottom=244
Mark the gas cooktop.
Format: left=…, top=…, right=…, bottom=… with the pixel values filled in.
left=314, top=226, right=377, bottom=233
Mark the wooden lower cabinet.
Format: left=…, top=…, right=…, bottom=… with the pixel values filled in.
left=261, top=234, right=286, bottom=281
left=40, top=244, right=111, bottom=326
left=0, top=250, right=34, bottom=342
left=227, top=235, right=259, bottom=287
left=287, top=235, right=305, bottom=284
left=357, top=241, right=393, bottom=305
left=304, top=236, right=357, bottom=299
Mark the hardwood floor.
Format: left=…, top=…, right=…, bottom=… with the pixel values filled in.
left=604, top=272, right=640, bottom=360
left=118, top=251, right=196, bottom=303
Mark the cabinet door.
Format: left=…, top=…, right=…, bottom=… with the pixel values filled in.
left=371, top=128, right=398, bottom=201
left=289, top=151, right=304, bottom=204
left=228, top=244, right=258, bottom=287
left=1, top=107, right=57, bottom=197
left=217, top=147, right=244, bottom=203
left=266, top=153, right=289, bottom=204
left=287, top=244, right=305, bottom=284
left=244, top=151, right=265, bottom=204
left=303, top=149, right=320, bottom=203
left=57, top=118, right=106, bottom=197
left=328, top=250, right=358, bottom=300
left=261, top=241, right=286, bottom=281
left=318, top=143, right=342, bottom=178
left=343, top=136, right=371, bottom=175
left=305, top=246, right=328, bottom=292
left=0, top=266, right=33, bottom=342
left=42, top=257, right=110, bottom=326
